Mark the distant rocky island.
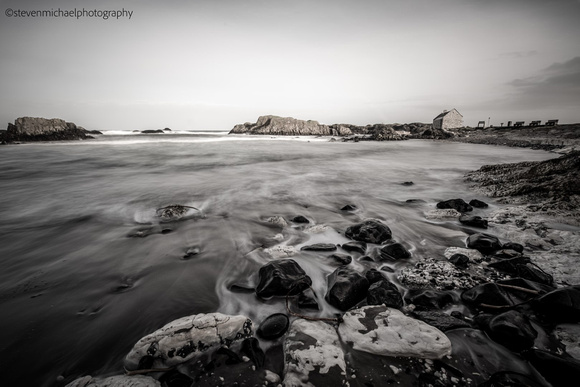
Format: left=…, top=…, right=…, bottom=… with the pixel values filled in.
left=0, top=117, right=101, bottom=143
left=229, top=115, right=451, bottom=140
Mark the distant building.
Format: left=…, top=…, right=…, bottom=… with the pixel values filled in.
left=433, top=109, right=463, bottom=129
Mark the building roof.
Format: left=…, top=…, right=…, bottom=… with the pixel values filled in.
left=433, top=108, right=462, bottom=120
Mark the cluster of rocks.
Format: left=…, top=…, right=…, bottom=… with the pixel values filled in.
left=65, top=200, right=580, bottom=386
left=141, top=128, right=172, bottom=134
left=0, top=117, right=101, bottom=143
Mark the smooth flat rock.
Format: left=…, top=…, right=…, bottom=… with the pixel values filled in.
left=65, top=375, right=161, bottom=387
left=283, top=319, right=346, bottom=387
left=338, top=305, right=452, bottom=359
left=124, top=313, right=253, bottom=369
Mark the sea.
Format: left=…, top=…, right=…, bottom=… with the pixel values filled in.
left=0, top=131, right=556, bottom=386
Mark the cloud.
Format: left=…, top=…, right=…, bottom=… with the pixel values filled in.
left=500, top=50, right=538, bottom=59
left=507, top=56, right=580, bottom=108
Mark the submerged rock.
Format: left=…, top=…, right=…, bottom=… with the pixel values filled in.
left=412, top=310, right=471, bottom=331
left=124, top=313, right=253, bottom=369
left=326, top=268, right=370, bottom=311
left=459, top=215, right=488, bottom=229
left=469, top=199, right=489, bottom=208
left=437, top=198, right=473, bottom=213
left=283, top=319, right=346, bottom=387
left=344, top=219, right=392, bottom=244
left=327, top=253, right=352, bottom=265
left=255, top=259, right=312, bottom=299
left=425, top=209, right=462, bottom=219
left=338, top=305, right=452, bottom=359
left=341, top=241, right=367, bottom=254
left=300, top=243, right=337, bottom=252
left=292, top=215, right=310, bottom=223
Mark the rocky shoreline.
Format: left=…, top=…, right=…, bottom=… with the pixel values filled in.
left=63, top=192, right=580, bottom=386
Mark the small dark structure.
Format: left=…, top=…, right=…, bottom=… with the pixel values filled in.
left=507, top=121, right=512, bottom=127
left=546, top=119, right=559, bottom=126
left=529, top=120, right=541, bottom=127
left=477, top=121, right=486, bottom=128
left=514, top=121, right=525, bottom=128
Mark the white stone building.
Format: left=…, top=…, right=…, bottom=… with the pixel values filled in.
left=433, top=109, right=463, bottom=129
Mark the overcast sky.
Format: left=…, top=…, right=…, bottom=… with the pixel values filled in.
left=1, top=0, right=579, bottom=130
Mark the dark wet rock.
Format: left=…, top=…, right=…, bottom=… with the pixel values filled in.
left=284, top=319, right=345, bottom=386
left=328, top=253, right=352, bottom=265
left=502, top=242, right=524, bottom=253
left=124, top=313, right=253, bottom=369
left=523, top=348, right=580, bottom=387
left=479, top=371, right=547, bottom=387
left=241, top=338, right=265, bottom=368
left=159, top=370, right=194, bottom=387
left=338, top=305, right=452, bottom=358
left=255, top=259, right=312, bottom=299
left=448, top=253, right=470, bottom=268
left=341, top=241, right=367, bottom=254
left=182, top=246, right=201, bottom=259
left=406, top=198, right=426, bottom=203
left=461, top=283, right=514, bottom=309
left=488, top=256, right=531, bottom=273
left=401, top=181, right=414, bottom=186
left=533, top=285, right=580, bottom=323
left=466, top=233, right=502, bottom=255
left=379, top=242, right=411, bottom=261
left=380, top=265, right=395, bottom=273
left=326, top=267, right=370, bottom=311
left=156, top=204, right=198, bottom=221
left=469, top=199, right=489, bottom=208
left=436, top=198, right=473, bottom=213
left=359, top=255, right=374, bottom=262
left=412, top=310, right=471, bottom=331
left=344, top=219, right=392, bottom=244
left=160, top=228, right=173, bottom=234
left=300, top=243, right=337, bottom=251
left=405, top=289, right=454, bottom=310
left=141, top=129, right=165, bottom=134
left=459, top=215, right=488, bottom=229
left=365, top=268, right=386, bottom=284
left=341, top=204, right=357, bottom=211
left=367, top=280, right=403, bottom=308
left=291, top=215, right=309, bottom=223
left=476, top=311, right=537, bottom=352
left=517, top=264, right=554, bottom=286
left=257, top=313, right=290, bottom=340
left=297, top=289, right=320, bottom=311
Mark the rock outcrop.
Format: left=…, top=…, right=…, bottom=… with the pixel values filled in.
left=124, top=313, right=253, bottom=370
left=1, top=117, right=97, bottom=142
left=65, top=375, right=160, bottom=387
left=230, top=115, right=331, bottom=135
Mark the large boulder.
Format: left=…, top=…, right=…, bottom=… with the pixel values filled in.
left=533, top=285, right=580, bottom=322
left=255, top=259, right=312, bottom=299
left=344, top=220, right=392, bottom=244
left=2, top=117, right=95, bottom=142
left=325, top=268, right=370, bottom=311
left=229, top=115, right=331, bottom=135
left=283, top=319, right=346, bottom=387
left=124, top=313, right=253, bottom=370
left=338, top=305, right=452, bottom=359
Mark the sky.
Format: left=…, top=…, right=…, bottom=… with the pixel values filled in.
left=1, top=0, right=579, bottom=130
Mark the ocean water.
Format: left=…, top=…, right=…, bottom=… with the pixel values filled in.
left=0, top=132, right=555, bottom=386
